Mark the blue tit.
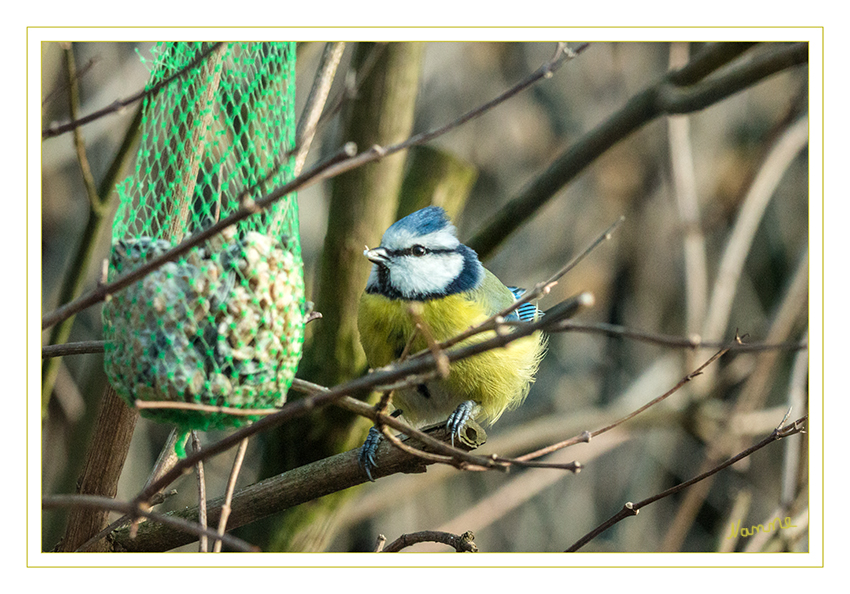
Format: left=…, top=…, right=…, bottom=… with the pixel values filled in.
left=357, top=206, right=547, bottom=480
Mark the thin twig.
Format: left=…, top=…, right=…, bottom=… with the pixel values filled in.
left=43, top=330, right=806, bottom=361
left=43, top=494, right=257, bottom=552
left=192, top=432, right=208, bottom=553
left=135, top=400, right=281, bottom=416
left=213, top=437, right=250, bottom=552
left=42, top=42, right=225, bottom=139
left=516, top=340, right=734, bottom=463
left=565, top=415, right=807, bottom=552
left=407, top=304, right=450, bottom=378
left=554, top=321, right=807, bottom=352
left=73, top=489, right=177, bottom=552
left=382, top=530, right=478, bottom=553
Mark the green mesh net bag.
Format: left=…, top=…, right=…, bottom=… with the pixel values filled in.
left=102, top=42, right=304, bottom=439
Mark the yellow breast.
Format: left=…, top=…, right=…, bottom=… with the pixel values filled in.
left=357, top=291, right=546, bottom=426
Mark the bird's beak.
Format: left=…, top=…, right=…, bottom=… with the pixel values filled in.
left=364, top=246, right=390, bottom=265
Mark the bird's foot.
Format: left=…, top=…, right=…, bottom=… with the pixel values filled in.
left=358, top=426, right=383, bottom=482
left=446, top=400, right=481, bottom=447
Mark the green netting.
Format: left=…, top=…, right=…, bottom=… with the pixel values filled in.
left=103, top=42, right=303, bottom=434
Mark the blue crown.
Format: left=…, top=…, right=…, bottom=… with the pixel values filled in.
left=390, top=206, right=452, bottom=236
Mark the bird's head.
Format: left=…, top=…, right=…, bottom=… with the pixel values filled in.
left=364, top=206, right=484, bottom=300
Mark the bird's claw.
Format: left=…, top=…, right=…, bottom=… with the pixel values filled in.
left=446, top=400, right=478, bottom=447
left=358, top=426, right=383, bottom=482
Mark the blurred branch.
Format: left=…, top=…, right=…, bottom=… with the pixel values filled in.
left=565, top=414, right=807, bottom=552
left=41, top=44, right=144, bottom=412
left=292, top=42, right=346, bottom=175
left=56, top=386, right=137, bottom=552
left=701, top=115, right=809, bottom=343
left=468, top=42, right=808, bottom=259
left=781, top=331, right=808, bottom=508
left=668, top=42, right=709, bottom=342
left=42, top=42, right=225, bottom=139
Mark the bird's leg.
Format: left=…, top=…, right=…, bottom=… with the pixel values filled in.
left=358, top=409, right=404, bottom=482
left=446, top=400, right=481, bottom=447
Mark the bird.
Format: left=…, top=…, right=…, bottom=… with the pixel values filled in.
left=356, top=206, right=547, bottom=480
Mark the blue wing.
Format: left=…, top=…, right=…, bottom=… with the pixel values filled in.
left=507, top=287, right=541, bottom=322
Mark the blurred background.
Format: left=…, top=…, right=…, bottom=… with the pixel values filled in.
left=41, top=41, right=809, bottom=553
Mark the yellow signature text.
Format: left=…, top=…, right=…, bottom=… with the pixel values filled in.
left=726, top=516, right=797, bottom=539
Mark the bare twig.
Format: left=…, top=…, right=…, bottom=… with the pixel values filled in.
left=565, top=415, right=807, bottom=552
left=516, top=341, right=734, bottom=463
left=44, top=330, right=806, bottom=361
left=311, top=42, right=589, bottom=185
left=43, top=42, right=225, bottom=139
left=382, top=530, right=478, bottom=553
left=134, top=400, right=281, bottom=417
left=554, top=321, right=807, bottom=352
left=213, top=437, right=250, bottom=552
left=73, top=489, right=177, bottom=552
left=43, top=494, right=257, bottom=552
left=192, top=432, right=208, bottom=552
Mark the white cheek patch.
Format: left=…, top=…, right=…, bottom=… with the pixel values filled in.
left=392, top=252, right=464, bottom=297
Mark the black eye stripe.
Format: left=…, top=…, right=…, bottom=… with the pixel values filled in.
left=386, top=246, right=454, bottom=257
